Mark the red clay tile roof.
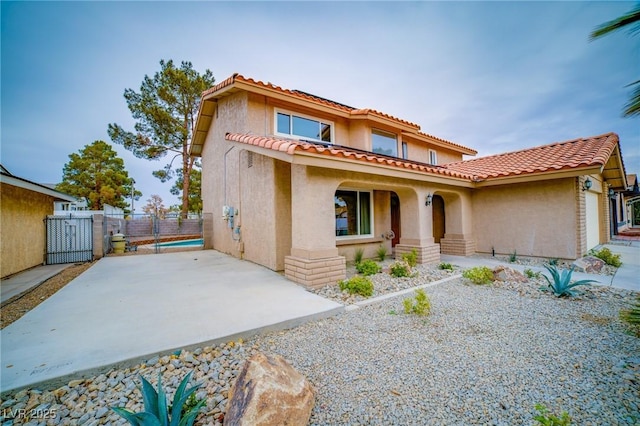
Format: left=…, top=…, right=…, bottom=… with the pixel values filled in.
left=203, top=74, right=475, bottom=152
left=225, top=133, right=475, bottom=180
left=203, top=74, right=355, bottom=113
left=443, top=133, right=620, bottom=180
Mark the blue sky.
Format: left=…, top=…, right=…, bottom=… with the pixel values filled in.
left=2, top=1, right=638, bottom=211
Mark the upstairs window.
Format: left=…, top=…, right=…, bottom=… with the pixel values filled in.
left=372, top=129, right=398, bottom=157
left=276, top=111, right=332, bottom=142
left=429, top=149, right=438, bottom=165
left=335, top=189, right=372, bottom=237
left=402, top=142, right=408, bottom=159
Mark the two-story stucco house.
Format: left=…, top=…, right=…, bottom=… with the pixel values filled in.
left=191, top=74, right=627, bottom=288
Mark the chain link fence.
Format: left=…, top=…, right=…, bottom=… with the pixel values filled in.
left=104, top=214, right=206, bottom=254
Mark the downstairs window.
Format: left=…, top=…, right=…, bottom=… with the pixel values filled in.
left=335, top=190, right=372, bottom=237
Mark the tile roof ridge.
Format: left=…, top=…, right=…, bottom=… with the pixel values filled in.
left=350, top=108, right=420, bottom=129
left=205, top=74, right=425, bottom=129
left=446, top=132, right=619, bottom=166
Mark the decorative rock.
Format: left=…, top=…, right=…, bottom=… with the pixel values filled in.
left=69, top=380, right=84, bottom=388
left=225, top=352, right=315, bottom=426
left=572, top=256, right=606, bottom=273
left=492, top=266, right=528, bottom=283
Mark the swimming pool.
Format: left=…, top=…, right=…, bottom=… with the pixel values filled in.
left=156, top=238, right=203, bottom=247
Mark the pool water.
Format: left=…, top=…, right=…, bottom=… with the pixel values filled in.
left=157, top=239, right=203, bottom=247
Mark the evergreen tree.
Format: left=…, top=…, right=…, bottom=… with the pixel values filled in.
left=108, top=59, right=215, bottom=218
left=56, top=141, right=139, bottom=211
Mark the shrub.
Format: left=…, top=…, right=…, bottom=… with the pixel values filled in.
left=590, top=247, right=622, bottom=267
left=540, top=264, right=596, bottom=297
left=111, top=371, right=205, bottom=426
left=524, top=268, right=540, bottom=279
left=376, top=245, right=388, bottom=262
left=355, top=259, right=382, bottom=276
left=548, top=258, right=559, bottom=266
left=403, top=289, right=431, bottom=316
left=509, top=250, right=517, bottom=263
left=620, top=296, right=640, bottom=336
left=462, top=266, right=494, bottom=285
left=339, top=276, right=374, bottom=297
left=533, top=403, right=571, bottom=426
left=353, top=247, right=365, bottom=265
left=401, top=249, right=418, bottom=268
left=389, top=260, right=411, bottom=278
left=438, top=262, right=454, bottom=271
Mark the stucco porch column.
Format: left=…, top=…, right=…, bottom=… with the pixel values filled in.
left=394, top=189, right=441, bottom=264
left=284, top=165, right=346, bottom=288
left=439, top=191, right=476, bottom=256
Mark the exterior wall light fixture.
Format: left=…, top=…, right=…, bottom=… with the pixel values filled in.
left=425, top=193, right=433, bottom=206
left=609, top=188, right=615, bottom=199
left=582, top=177, right=592, bottom=191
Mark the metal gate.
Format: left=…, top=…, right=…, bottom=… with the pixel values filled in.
left=45, top=216, right=93, bottom=264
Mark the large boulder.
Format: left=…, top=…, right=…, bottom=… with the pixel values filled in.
left=572, top=256, right=606, bottom=273
left=493, top=266, right=528, bottom=283
left=224, top=352, right=315, bottom=426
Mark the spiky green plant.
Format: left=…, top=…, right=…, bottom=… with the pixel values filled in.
left=111, top=371, right=205, bottom=426
left=376, top=245, right=388, bottom=262
left=620, top=296, right=640, bottom=336
left=353, top=247, right=365, bottom=265
left=540, top=264, right=596, bottom=297
left=509, top=250, right=517, bottom=263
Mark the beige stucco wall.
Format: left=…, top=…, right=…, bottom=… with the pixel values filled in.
left=402, top=137, right=463, bottom=165
left=1, top=183, right=54, bottom=277
left=201, top=92, right=294, bottom=271
left=472, top=178, right=579, bottom=259
left=201, top=91, right=249, bottom=261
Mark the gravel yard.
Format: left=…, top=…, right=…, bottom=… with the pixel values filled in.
left=1, top=266, right=637, bottom=426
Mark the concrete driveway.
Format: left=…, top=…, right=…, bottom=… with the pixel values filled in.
left=0, top=250, right=343, bottom=393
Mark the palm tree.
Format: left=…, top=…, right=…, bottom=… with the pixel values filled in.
left=590, top=3, right=640, bottom=117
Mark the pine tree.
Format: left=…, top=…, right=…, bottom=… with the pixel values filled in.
left=108, top=59, right=215, bottom=218
left=56, top=141, right=138, bottom=211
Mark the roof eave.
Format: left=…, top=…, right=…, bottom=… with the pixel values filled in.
left=0, top=173, right=77, bottom=201
left=472, top=166, right=603, bottom=187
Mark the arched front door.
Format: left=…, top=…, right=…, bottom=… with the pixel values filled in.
left=432, top=195, right=445, bottom=244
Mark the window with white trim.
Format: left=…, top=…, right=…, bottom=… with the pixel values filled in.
left=402, top=142, right=408, bottom=159
left=276, top=110, right=332, bottom=142
left=372, top=129, right=397, bottom=157
left=335, top=189, right=373, bottom=237
left=429, top=149, right=437, bottom=165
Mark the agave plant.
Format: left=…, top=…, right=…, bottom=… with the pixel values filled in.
left=540, top=264, right=596, bottom=297
left=111, top=370, right=205, bottom=426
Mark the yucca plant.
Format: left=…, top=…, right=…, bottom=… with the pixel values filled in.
left=111, top=371, right=205, bottom=426
left=540, top=264, right=596, bottom=297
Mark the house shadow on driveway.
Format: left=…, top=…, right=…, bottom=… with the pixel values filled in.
left=0, top=250, right=343, bottom=394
